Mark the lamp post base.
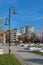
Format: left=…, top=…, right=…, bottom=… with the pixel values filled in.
left=9, top=49, right=11, bottom=54
left=9, top=46, right=11, bottom=54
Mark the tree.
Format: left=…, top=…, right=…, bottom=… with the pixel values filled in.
left=18, top=34, right=30, bottom=43
left=18, top=35, right=25, bottom=43
left=30, top=32, right=37, bottom=43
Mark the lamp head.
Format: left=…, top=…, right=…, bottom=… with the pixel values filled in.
left=4, top=21, right=9, bottom=25
left=13, top=10, right=17, bottom=14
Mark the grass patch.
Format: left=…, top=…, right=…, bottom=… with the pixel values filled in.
left=0, top=54, right=22, bottom=65
left=27, top=45, right=43, bottom=48
left=34, top=52, right=43, bottom=56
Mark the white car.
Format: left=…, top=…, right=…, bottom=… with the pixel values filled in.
left=19, top=43, right=25, bottom=47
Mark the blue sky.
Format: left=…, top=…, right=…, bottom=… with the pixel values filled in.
left=0, top=0, right=43, bottom=34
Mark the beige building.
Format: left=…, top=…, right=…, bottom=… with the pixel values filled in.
left=0, top=30, right=7, bottom=43
left=6, top=28, right=17, bottom=43
left=0, top=28, right=19, bottom=43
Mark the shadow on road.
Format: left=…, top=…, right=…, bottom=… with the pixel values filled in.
left=23, top=58, right=43, bottom=64
left=16, top=47, right=43, bottom=53
left=16, top=49, right=38, bottom=53
left=16, top=47, right=31, bottom=52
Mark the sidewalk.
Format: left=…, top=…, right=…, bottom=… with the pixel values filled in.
left=11, top=46, right=43, bottom=65
left=13, top=52, right=43, bottom=65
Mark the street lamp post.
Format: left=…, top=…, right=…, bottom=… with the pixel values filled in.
left=9, top=9, right=10, bottom=54
left=5, top=6, right=17, bottom=54
left=9, top=6, right=17, bottom=54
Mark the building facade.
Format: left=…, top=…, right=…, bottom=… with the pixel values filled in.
left=21, top=25, right=35, bottom=35
left=0, top=30, right=7, bottom=43
left=6, top=28, right=17, bottom=43
left=0, top=28, right=18, bottom=43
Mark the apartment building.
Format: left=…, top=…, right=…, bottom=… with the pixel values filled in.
left=6, top=28, right=17, bottom=43
left=21, top=25, right=35, bottom=35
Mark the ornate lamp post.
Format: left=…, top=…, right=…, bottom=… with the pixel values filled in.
left=5, top=6, right=17, bottom=54
left=9, top=6, right=17, bottom=54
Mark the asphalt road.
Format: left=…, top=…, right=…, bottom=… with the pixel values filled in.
left=1, top=45, right=43, bottom=65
